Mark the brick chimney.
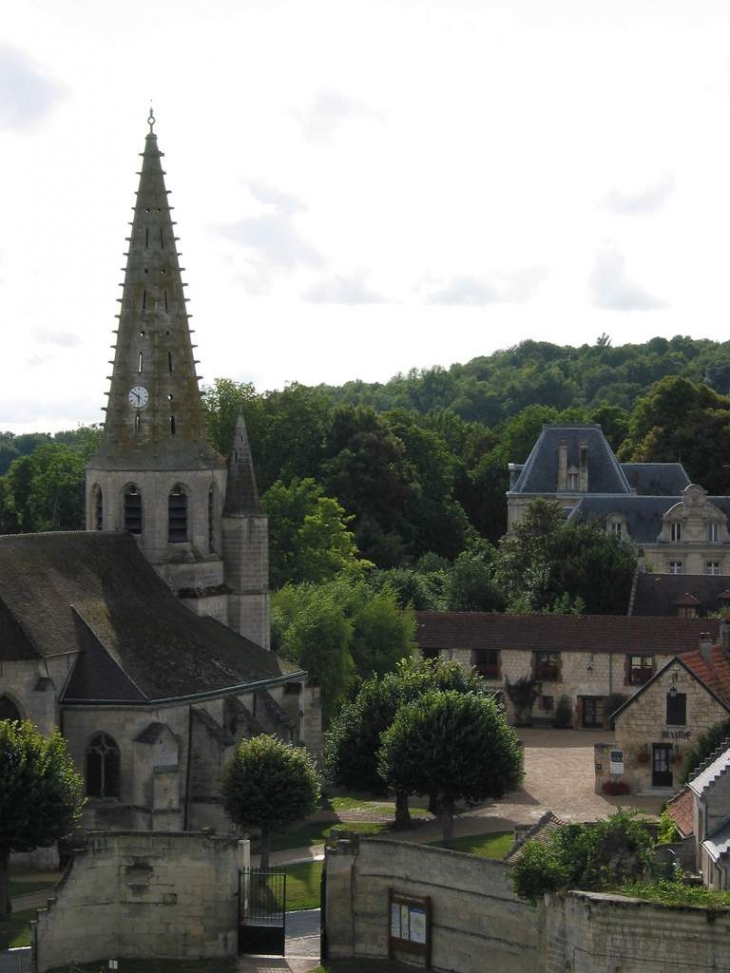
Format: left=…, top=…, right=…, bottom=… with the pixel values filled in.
left=699, top=632, right=713, bottom=665
left=558, top=440, right=568, bottom=491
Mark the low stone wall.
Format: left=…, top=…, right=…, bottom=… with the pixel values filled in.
left=33, top=831, right=248, bottom=972
left=324, top=835, right=538, bottom=973
left=543, top=889, right=730, bottom=973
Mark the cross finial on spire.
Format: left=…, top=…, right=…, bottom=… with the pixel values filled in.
left=148, top=106, right=156, bottom=134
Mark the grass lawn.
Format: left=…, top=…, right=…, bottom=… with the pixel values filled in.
left=286, top=860, right=323, bottom=911
left=0, top=908, right=34, bottom=950
left=429, top=830, right=513, bottom=858
left=271, top=820, right=389, bottom=852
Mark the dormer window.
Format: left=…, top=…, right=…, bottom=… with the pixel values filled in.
left=567, top=472, right=579, bottom=491
left=708, top=523, right=720, bottom=543
left=670, top=522, right=682, bottom=542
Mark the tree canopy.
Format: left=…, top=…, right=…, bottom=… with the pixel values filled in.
left=221, top=734, right=320, bottom=871
left=0, top=721, right=85, bottom=916
left=378, top=689, right=523, bottom=841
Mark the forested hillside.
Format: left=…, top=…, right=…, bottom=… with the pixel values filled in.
left=2, top=333, right=730, bottom=569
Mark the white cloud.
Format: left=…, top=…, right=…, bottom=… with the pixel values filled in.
left=590, top=244, right=665, bottom=311
left=0, top=44, right=65, bottom=133
left=34, top=329, right=81, bottom=348
left=303, top=271, right=389, bottom=304
left=295, top=89, right=381, bottom=142
left=425, top=269, right=545, bottom=306
left=602, top=173, right=676, bottom=216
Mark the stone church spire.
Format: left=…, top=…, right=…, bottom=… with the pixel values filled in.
left=92, top=109, right=222, bottom=471
left=86, top=112, right=270, bottom=651
left=223, top=414, right=261, bottom=516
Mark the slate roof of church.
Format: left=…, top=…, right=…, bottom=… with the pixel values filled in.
left=0, top=531, right=300, bottom=702
left=631, top=574, right=730, bottom=617
left=510, top=425, right=632, bottom=495
left=414, top=612, right=720, bottom=655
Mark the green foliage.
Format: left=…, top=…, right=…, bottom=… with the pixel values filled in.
left=496, top=498, right=637, bottom=614
left=504, top=676, right=540, bottom=726
left=272, top=577, right=416, bottom=720
left=378, top=688, right=523, bottom=840
left=511, top=810, right=656, bottom=904
left=657, top=811, right=680, bottom=845
left=263, top=478, right=369, bottom=588
left=680, top=716, right=730, bottom=784
left=325, top=657, right=486, bottom=796
left=616, top=879, right=730, bottom=909
left=0, top=721, right=85, bottom=916
left=222, top=735, right=320, bottom=870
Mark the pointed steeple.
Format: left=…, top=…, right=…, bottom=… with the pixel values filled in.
left=224, top=413, right=261, bottom=515
left=91, top=110, right=223, bottom=471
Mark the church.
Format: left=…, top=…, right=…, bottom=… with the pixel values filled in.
left=0, top=113, right=321, bottom=834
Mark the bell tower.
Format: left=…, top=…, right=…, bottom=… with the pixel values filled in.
left=86, top=111, right=269, bottom=645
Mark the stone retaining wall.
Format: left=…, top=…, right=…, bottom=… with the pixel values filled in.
left=33, top=832, right=248, bottom=972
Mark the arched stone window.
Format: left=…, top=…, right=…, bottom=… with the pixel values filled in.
left=92, top=484, right=103, bottom=531
left=0, top=696, right=22, bottom=721
left=85, top=732, right=121, bottom=799
left=168, top=484, right=188, bottom=543
left=606, top=513, right=629, bottom=541
left=123, top=485, right=142, bottom=534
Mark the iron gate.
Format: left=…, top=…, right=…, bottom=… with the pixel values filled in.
left=238, top=867, right=287, bottom=955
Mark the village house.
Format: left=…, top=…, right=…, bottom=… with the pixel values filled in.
left=594, top=635, right=730, bottom=795
left=415, top=611, right=719, bottom=729
left=0, top=114, right=321, bottom=837
left=508, top=424, right=730, bottom=576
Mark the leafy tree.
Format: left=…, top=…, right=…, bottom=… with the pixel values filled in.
left=263, top=478, right=368, bottom=588
left=496, top=498, right=636, bottom=614
left=202, top=378, right=263, bottom=458
left=443, top=539, right=504, bottom=612
left=511, top=810, right=655, bottom=904
left=221, top=735, right=320, bottom=871
left=368, top=566, right=446, bottom=611
left=680, top=716, right=730, bottom=784
left=6, top=444, right=86, bottom=532
left=325, top=658, right=485, bottom=827
left=378, top=689, right=523, bottom=842
left=0, top=721, right=84, bottom=916
left=273, top=587, right=355, bottom=723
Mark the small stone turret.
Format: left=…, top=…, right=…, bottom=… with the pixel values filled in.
left=222, top=414, right=270, bottom=648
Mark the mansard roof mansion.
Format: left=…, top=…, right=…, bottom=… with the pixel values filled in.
left=508, top=423, right=730, bottom=577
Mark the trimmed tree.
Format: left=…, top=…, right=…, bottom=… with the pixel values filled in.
left=0, top=720, right=85, bottom=917
left=325, top=657, right=486, bottom=828
left=222, top=735, right=321, bottom=871
left=378, top=690, right=523, bottom=842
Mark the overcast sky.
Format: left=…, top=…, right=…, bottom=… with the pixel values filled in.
left=3, top=0, right=730, bottom=432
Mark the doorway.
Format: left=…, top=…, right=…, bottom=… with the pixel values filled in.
left=652, top=743, right=673, bottom=787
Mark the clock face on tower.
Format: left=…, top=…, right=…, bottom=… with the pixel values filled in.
left=128, top=386, right=149, bottom=409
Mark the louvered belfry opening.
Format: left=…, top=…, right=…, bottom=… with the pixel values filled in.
left=124, top=486, right=142, bottom=534
left=169, top=484, right=188, bottom=543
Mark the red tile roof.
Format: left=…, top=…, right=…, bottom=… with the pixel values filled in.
left=665, top=787, right=694, bottom=838
left=682, top=646, right=730, bottom=707
left=415, top=612, right=720, bottom=656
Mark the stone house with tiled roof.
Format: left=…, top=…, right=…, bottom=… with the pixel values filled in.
left=0, top=115, right=321, bottom=837
left=508, top=424, right=730, bottom=576
left=595, top=639, right=730, bottom=797
left=415, top=611, right=719, bottom=729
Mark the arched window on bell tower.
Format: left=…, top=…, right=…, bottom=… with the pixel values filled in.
left=168, top=484, right=188, bottom=543
left=92, top=484, right=103, bottom=531
left=124, top=485, right=143, bottom=534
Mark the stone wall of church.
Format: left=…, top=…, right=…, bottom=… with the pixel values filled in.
left=0, top=658, right=64, bottom=735
left=33, top=832, right=248, bottom=972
